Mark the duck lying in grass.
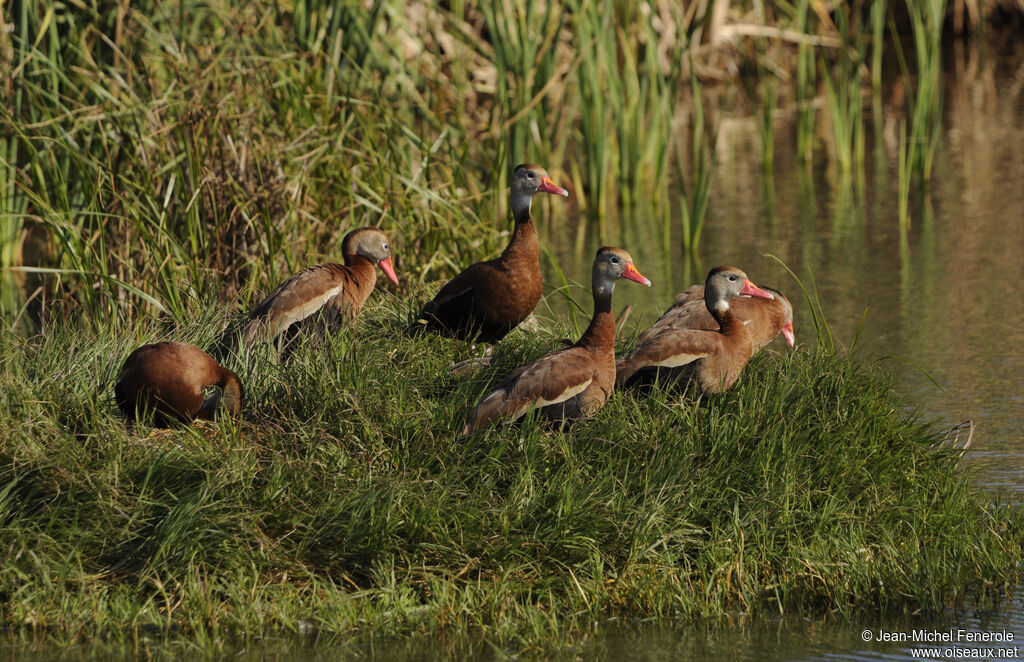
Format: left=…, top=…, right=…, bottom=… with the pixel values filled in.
left=615, top=266, right=776, bottom=393
left=461, top=246, right=650, bottom=435
left=115, top=341, right=243, bottom=427
left=653, top=282, right=795, bottom=351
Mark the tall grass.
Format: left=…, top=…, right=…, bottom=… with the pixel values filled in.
left=899, top=0, right=946, bottom=188
left=477, top=0, right=569, bottom=178
left=820, top=8, right=867, bottom=176
left=794, top=0, right=817, bottom=164
left=676, top=62, right=716, bottom=256
left=2, top=0, right=983, bottom=327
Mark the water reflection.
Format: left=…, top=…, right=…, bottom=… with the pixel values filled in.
left=541, top=47, right=1024, bottom=497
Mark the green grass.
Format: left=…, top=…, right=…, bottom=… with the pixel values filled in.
left=0, top=294, right=1020, bottom=655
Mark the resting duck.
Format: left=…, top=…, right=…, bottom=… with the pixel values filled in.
left=242, top=227, right=398, bottom=343
left=418, top=164, right=568, bottom=343
left=637, top=284, right=795, bottom=352
left=615, top=266, right=775, bottom=393
left=115, top=342, right=243, bottom=427
left=461, top=247, right=650, bottom=435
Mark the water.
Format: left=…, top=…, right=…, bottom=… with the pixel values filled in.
left=534, top=44, right=1024, bottom=660
left=541, top=44, right=1024, bottom=499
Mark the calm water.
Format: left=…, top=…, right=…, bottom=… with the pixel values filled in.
left=7, top=43, right=1023, bottom=662
left=541, top=44, right=1024, bottom=499
left=540, top=43, right=1024, bottom=661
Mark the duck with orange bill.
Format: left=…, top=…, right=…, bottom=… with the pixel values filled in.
left=616, top=266, right=777, bottom=394
left=461, top=247, right=650, bottom=435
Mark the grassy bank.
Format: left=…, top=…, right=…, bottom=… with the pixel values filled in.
left=0, top=294, right=1020, bottom=654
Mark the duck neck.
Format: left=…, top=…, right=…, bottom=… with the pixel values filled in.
left=577, top=287, right=615, bottom=353
left=499, top=214, right=539, bottom=263
left=510, top=190, right=534, bottom=225
left=344, top=253, right=378, bottom=287
left=710, top=300, right=752, bottom=347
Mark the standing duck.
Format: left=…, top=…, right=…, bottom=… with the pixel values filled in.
left=417, top=164, right=568, bottom=343
left=615, top=266, right=775, bottom=393
left=637, top=284, right=795, bottom=352
left=115, top=342, right=243, bottom=427
left=461, top=247, right=650, bottom=435
left=241, top=227, right=398, bottom=344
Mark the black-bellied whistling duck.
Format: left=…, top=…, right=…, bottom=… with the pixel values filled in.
left=461, top=247, right=650, bottom=435
left=242, top=227, right=398, bottom=343
left=615, top=266, right=775, bottom=394
left=115, top=342, right=243, bottom=427
left=418, top=164, right=568, bottom=343
left=638, top=284, right=795, bottom=352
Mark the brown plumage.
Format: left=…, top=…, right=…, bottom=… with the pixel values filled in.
left=114, top=342, right=243, bottom=427
left=615, top=266, right=776, bottom=394
left=636, top=284, right=795, bottom=352
left=241, top=227, right=398, bottom=343
left=461, top=247, right=651, bottom=436
left=417, top=164, right=568, bottom=343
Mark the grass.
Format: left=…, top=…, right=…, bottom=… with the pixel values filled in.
left=0, top=292, right=1021, bottom=655
left=676, top=59, right=716, bottom=258
left=820, top=7, right=867, bottom=177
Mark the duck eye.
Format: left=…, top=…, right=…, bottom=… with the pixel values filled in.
left=383, top=243, right=389, bottom=251
left=527, top=171, right=536, bottom=179
left=610, top=256, right=620, bottom=264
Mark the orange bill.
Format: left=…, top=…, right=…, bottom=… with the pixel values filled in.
left=378, top=257, right=399, bottom=285
left=781, top=320, right=795, bottom=347
left=622, top=263, right=652, bottom=286
left=538, top=176, right=569, bottom=197
left=740, top=279, right=774, bottom=299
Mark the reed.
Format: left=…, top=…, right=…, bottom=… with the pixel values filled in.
left=793, top=0, right=817, bottom=164
left=478, top=0, right=569, bottom=178
left=870, top=0, right=888, bottom=90
left=676, top=61, right=716, bottom=256
left=819, top=7, right=867, bottom=175
left=608, top=3, right=684, bottom=210
left=743, top=3, right=780, bottom=175
left=291, top=0, right=386, bottom=65
left=571, top=0, right=614, bottom=219
left=901, top=0, right=946, bottom=188
left=2, top=0, right=985, bottom=326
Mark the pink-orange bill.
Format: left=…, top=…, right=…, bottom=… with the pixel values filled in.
left=740, top=279, right=774, bottom=300
left=539, top=177, right=569, bottom=197
left=622, top=263, right=652, bottom=287
left=379, top=257, right=399, bottom=284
